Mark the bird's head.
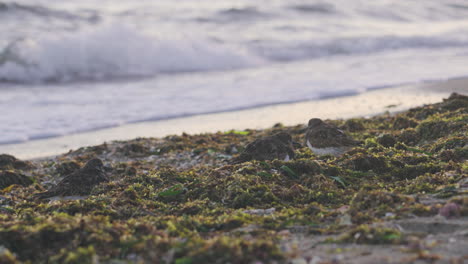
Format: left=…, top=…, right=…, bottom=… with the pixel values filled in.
left=83, top=158, right=104, bottom=172
left=274, top=132, right=292, bottom=144
left=308, top=118, right=324, bottom=128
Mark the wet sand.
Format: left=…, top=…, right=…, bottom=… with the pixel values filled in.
left=1, top=77, right=467, bottom=160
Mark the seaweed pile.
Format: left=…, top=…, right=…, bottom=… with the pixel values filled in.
left=0, top=93, right=467, bottom=263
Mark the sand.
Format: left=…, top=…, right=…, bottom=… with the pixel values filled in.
left=1, top=77, right=467, bottom=160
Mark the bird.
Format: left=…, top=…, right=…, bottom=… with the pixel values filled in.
left=34, top=158, right=109, bottom=199
left=305, top=118, right=358, bottom=156
left=230, top=132, right=295, bottom=164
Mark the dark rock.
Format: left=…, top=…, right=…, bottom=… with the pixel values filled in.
left=448, top=196, right=468, bottom=216
left=394, top=142, right=408, bottom=151
left=439, top=202, right=461, bottom=219
left=273, top=159, right=322, bottom=176
left=55, top=161, right=81, bottom=176
left=440, top=92, right=468, bottom=111
left=376, top=134, right=396, bottom=148
left=34, top=158, right=108, bottom=199
left=397, top=128, right=420, bottom=146
left=348, top=154, right=388, bottom=173
left=392, top=116, right=418, bottom=130
left=125, top=167, right=137, bottom=176
left=439, top=149, right=462, bottom=162
left=0, top=171, right=33, bottom=189
left=224, top=144, right=239, bottom=155
left=117, top=143, right=150, bottom=157
left=0, top=154, right=33, bottom=170
left=342, top=119, right=365, bottom=132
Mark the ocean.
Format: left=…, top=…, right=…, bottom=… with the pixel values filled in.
left=1, top=0, right=468, bottom=145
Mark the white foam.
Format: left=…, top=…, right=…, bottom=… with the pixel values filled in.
left=1, top=46, right=468, bottom=146
left=253, top=30, right=468, bottom=62
left=2, top=0, right=468, bottom=146
left=0, top=24, right=262, bottom=83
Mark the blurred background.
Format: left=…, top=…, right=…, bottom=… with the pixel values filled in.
left=1, top=0, right=468, bottom=148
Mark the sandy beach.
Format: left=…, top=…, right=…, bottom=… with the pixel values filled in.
left=1, top=77, right=467, bottom=160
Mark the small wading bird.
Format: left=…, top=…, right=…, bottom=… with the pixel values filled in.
left=305, top=118, right=358, bottom=156
left=230, top=132, right=295, bottom=164
left=34, top=158, right=109, bottom=199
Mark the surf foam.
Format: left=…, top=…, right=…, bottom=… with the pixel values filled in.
left=0, top=24, right=262, bottom=83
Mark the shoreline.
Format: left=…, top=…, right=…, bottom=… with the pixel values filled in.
left=1, top=77, right=467, bottom=160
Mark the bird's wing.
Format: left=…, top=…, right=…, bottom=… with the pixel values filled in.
left=229, top=153, right=251, bottom=164
left=333, top=129, right=358, bottom=146
left=306, top=126, right=356, bottom=148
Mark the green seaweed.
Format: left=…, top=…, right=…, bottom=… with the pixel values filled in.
left=159, top=184, right=186, bottom=197
left=0, top=93, right=466, bottom=263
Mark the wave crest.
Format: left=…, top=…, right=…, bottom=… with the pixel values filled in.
left=0, top=24, right=261, bottom=83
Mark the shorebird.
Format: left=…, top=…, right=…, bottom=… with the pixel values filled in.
left=230, top=132, right=295, bottom=164
left=305, top=118, right=358, bottom=156
left=34, top=158, right=109, bottom=199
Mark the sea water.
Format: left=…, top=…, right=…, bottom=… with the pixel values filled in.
left=1, top=0, right=468, bottom=144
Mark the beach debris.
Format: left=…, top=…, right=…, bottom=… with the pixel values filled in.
left=305, top=118, right=359, bottom=156
left=280, top=165, right=298, bottom=178
left=0, top=170, right=33, bottom=190
left=0, top=154, right=34, bottom=170
left=384, top=212, right=396, bottom=219
left=438, top=202, right=461, bottom=219
left=336, top=224, right=404, bottom=244
left=226, top=130, right=250, bottom=136
left=230, top=132, right=295, bottom=164
left=290, top=258, right=308, bottom=264
left=338, top=214, right=353, bottom=226
left=309, top=256, right=323, bottom=264
left=47, top=195, right=88, bottom=201
left=243, top=208, right=275, bottom=215
left=448, top=196, right=468, bottom=216
left=458, top=178, right=468, bottom=190
left=403, top=236, right=438, bottom=253
left=34, top=158, right=109, bottom=199
left=224, top=144, right=239, bottom=154
left=158, top=184, right=185, bottom=198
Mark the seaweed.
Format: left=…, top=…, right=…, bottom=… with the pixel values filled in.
left=0, top=94, right=466, bottom=263
left=0, top=171, right=33, bottom=189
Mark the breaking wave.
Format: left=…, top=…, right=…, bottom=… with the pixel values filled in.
left=0, top=24, right=262, bottom=83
